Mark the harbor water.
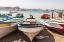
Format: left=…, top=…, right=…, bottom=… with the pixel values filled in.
left=0, top=10, right=52, bottom=19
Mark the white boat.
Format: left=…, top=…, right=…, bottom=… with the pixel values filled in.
left=39, top=12, right=64, bottom=33
left=44, top=19, right=64, bottom=33
left=39, top=17, right=64, bottom=33
left=0, top=17, right=24, bottom=38
left=18, top=19, right=43, bottom=42
left=0, top=22, right=17, bottom=38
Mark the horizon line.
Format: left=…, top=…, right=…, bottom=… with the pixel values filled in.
left=0, top=6, right=64, bottom=10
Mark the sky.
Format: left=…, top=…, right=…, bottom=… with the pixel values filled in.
left=0, top=0, right=64, bottom=9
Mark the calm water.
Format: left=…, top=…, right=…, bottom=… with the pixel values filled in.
left=0, top=10, right=52, bottom=19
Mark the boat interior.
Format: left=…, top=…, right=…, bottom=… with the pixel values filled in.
left=19, top=19, right=43, bottom=28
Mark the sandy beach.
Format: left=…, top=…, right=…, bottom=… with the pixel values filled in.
left=46, top=28, right=64, bottom=42
left=0, top=28, right=64, bottom=42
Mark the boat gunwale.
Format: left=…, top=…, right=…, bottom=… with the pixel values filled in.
left=18, top=24, right=43, bottom=28
left=0, top=22, right=16, bottom=23
left=0, top=25, right=17, bottom=28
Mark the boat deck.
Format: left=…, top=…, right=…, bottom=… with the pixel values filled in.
left=0, top=29, right=55, bottom=42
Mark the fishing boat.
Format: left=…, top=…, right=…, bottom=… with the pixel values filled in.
left=10, top=13, right=24, bottom=22
left=10, top=10, right=18, bottom=13
left=43, top=19, right=64, bottom=33
left=4, top=13, right=24, bottom=23
left=39, top=13, right=50, bottom=25
left=9, top=17, right=24, bottom=23
left=0, top=22, right=17, bottom=38
left=39, top=12, right=64, bottom=33
left=18, top=19, right=43, bottom=42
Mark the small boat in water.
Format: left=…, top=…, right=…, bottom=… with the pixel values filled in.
left=10, top=13, right=24, bottom=22
left=18, top=19, right=43, bottom=42
left=9, top=17, right=24, bottom=22
left=0, top=22, right=17, bottom=38
left=0, top=13, right=24, bottom=23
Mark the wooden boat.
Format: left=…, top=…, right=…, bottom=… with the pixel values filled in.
left=0, top=16, right=24, bottom=38
left=0, top=13, right=24, bottom=23
left=0, top=22, right=17, bottom=38
left=18, top=19, right=43, bottom=42
left=39, top=12, right=64, bottom=33
left=44, top=19, right=64, bottom=33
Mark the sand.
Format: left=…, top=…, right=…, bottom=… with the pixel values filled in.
left=0, top=28, right=64, bottom=42
left=46, top=29, right=64, bottom=42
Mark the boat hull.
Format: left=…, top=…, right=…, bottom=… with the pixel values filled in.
left=45, top=20, right=64, bottom=33
left=0, top=23, right=18, bottom=38
left=46, top=24, right=64, bottom=33
left=18, top=26, right=42, bottom=42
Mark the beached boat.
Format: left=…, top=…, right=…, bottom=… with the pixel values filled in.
left=40, top=19, right=64, bottom=33
left=39, top=12, right=64, bottom=33
left=0, top=15, right=23, bottom=38
left=18, top=19, right=43, bottom=42
left=0, top=22, right=17, bottom=38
